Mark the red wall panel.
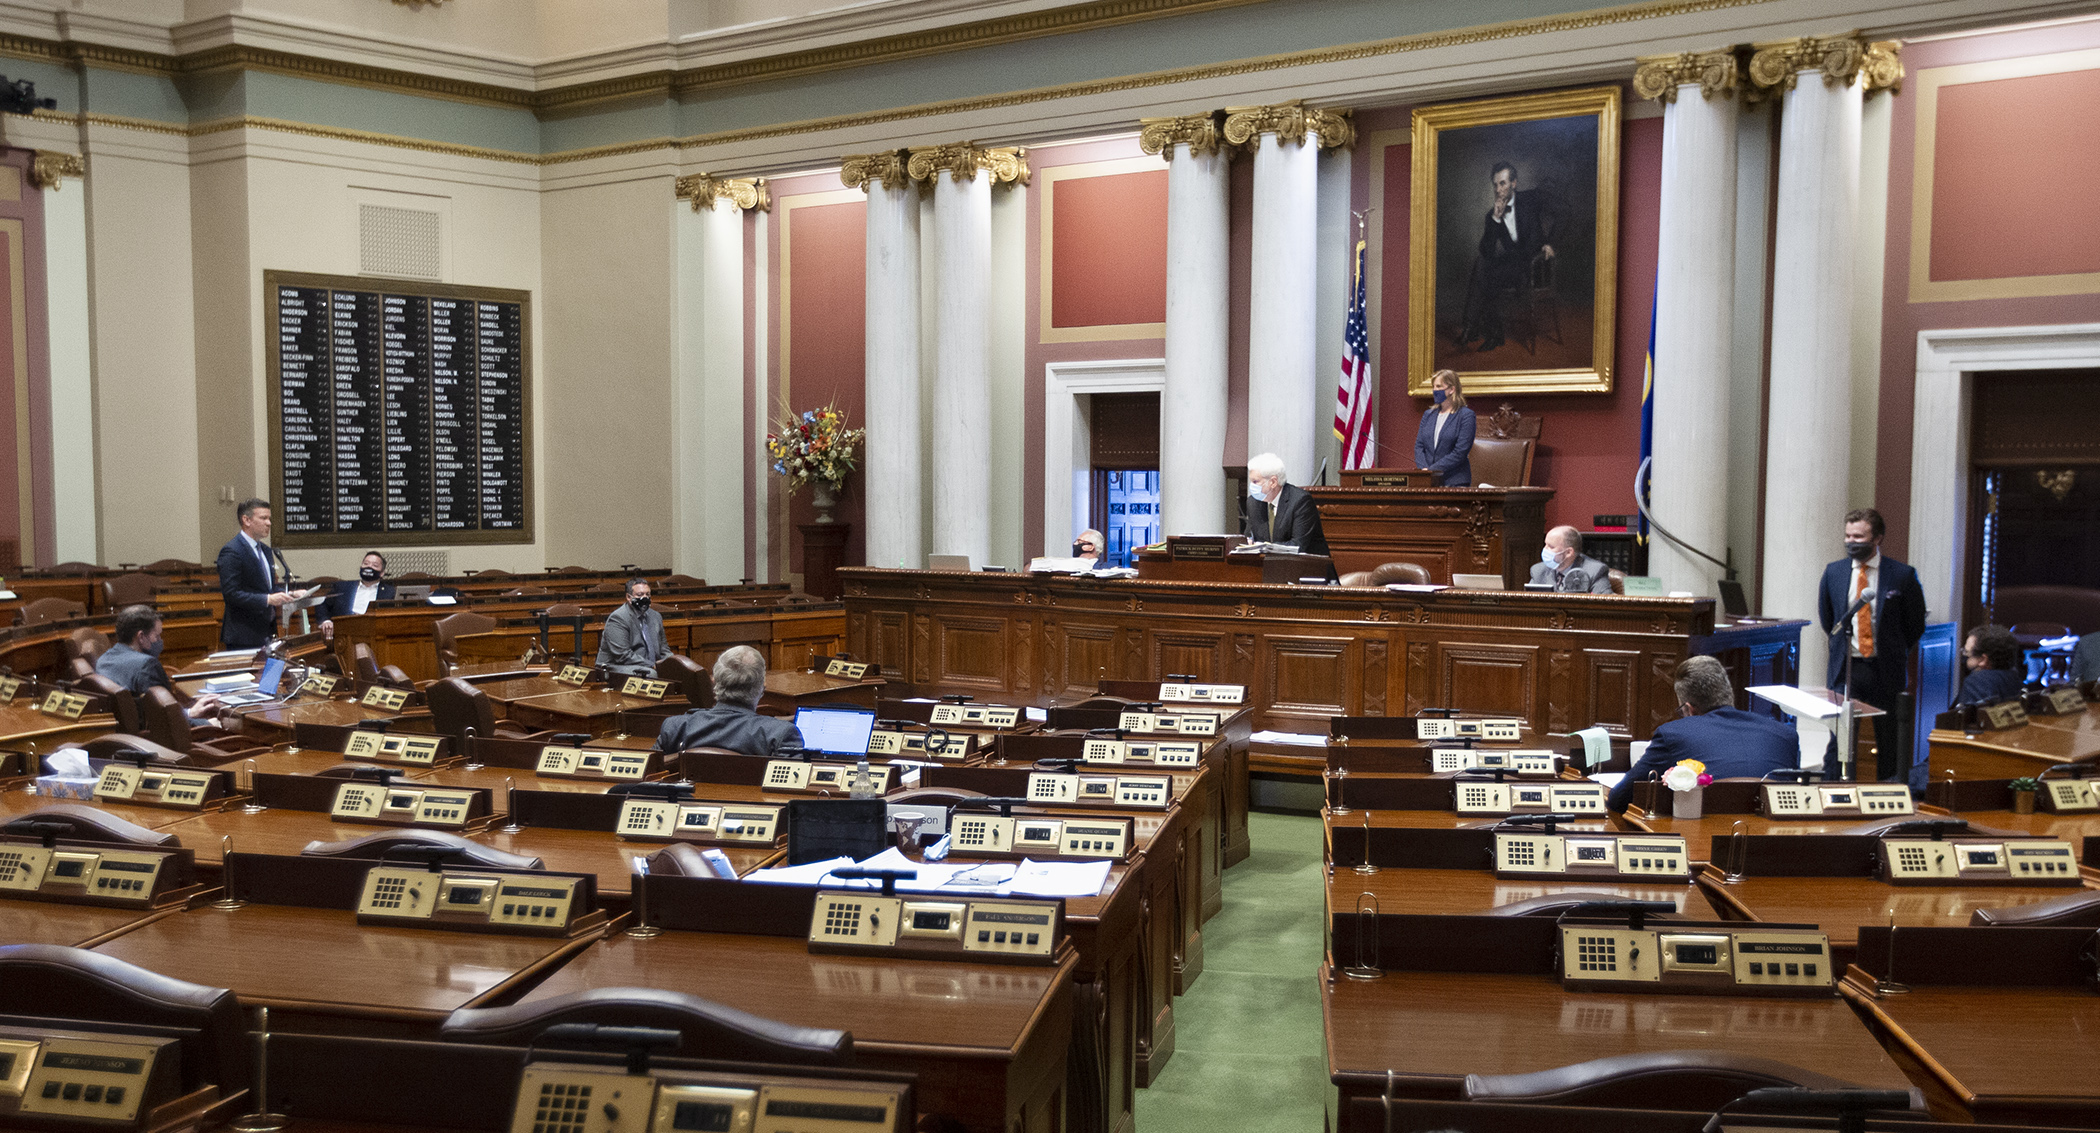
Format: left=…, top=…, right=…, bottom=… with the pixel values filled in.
left=1050, top=170, right=1168, bottom=328
left=781, top=196, right=868, bottom=574
left=1929, top=68, right=2100, bottom=283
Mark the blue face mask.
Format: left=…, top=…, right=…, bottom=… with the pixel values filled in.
left=1433, top=389, right=1448, bottom=405
left=1541, top=546, right=1559, bottom=566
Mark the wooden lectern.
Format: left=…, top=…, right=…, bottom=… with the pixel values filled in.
left=1133, top=536, right=1333, bottom=584
left=1306, top=485, right=1553, bottom=587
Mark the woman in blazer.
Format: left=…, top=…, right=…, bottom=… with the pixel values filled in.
left=1413, top=368, right=1476, bottom=486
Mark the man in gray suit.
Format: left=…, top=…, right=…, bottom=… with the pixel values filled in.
left=597, top=577, right=670, bottom=677
left=1528, top=526, right=1613, bottom=594
left=653, top=646, right=804, bottom=758
left=96, top=605, right=223, bottom=717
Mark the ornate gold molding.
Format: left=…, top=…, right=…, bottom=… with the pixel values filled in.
left=1749, top=34, right=1883, bottom=92
left=840, top=150, right=911, bottom=192
left=1632, top=48, right=1739, bottom=102
left=1221, top=101, right=1354, bottom=149
left=28, top=150, right=83, bottom=190
left=1137, top=111, right=1226, bottom=159
left=905, top=143, right=1029, bottom=186
left=1862, top=40, right=1903, bottom=94
left=676, top=174, right=771, bottom=212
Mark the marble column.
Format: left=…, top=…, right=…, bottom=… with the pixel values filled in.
left=673, top=173, right=769, bottom=584
left=907, top=143, right=1027, bottom=568
left=32, top=152, right=96, bottom=563
left=1141, top=113, right=1232, bottom=536
left=1751, top=37, right=1902, bottom=683
left=843, top=151, right=922, bottom=569
left=1225, top=102, right=1352, bottom=484
left=1635, top=51, right=1741, bottom=597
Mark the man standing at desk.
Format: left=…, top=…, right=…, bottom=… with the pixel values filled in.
left=1529, top=526, right=1613, bottom=593
left=1243, top=452, right=1329, bottom=557
left=216, top=498, right=311, bottom=648
left=1818, top=507, right=1928, bottom=781
left=1608, top=656, right=1797, bottom=813
left=653, top=645, right=803, bottom=758
left=597, top=577, right=670, bottom=677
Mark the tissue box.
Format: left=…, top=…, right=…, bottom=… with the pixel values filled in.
left=35, top=775, right=97, bottom=799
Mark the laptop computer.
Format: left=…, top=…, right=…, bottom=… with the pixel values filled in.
left=793, top=706, right=878, bottom=757
left=1451, top=573, right=1507, bottom=590
left=218, top=657, right=290, bottom=706
left=1718, top=578, right=1750, bottom=618
left=927, top=554, right=972, bottom=572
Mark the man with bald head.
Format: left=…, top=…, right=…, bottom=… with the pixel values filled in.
left=1528, top=525, right=1613, bottom=593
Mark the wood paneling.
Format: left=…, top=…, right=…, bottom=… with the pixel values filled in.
left=1579, top=648, right=1640, bottom=734
left=1264, top=634, right=1356, bottom=719
left=1433, top=642, right=1536, bottom=719
left=934, top=614, right=1010, bottom=689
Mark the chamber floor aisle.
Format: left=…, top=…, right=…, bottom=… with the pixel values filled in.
left=1133, top=811, right=1331, bottom=1132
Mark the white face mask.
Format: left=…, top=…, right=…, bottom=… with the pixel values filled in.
left=1541, top=546, right=1560, bottom=566
left=1248, top=480, right=1266, bottom=501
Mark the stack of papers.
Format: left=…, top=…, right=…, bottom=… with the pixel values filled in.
left=744, top=847, right=1112, bottom=898
left=1250, top=730, right=1328, bottom=747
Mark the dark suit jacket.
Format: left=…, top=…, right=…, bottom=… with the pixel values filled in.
left=1478, top=189, right=1556, bottom=264
left=1956, top=666, right=2023, bottom=707
left=2075, top=633, right=2100, bottom=684
left=1413, top=406, right=1476, bottom=487
left=1242, top=482, right=1329, bottom=558
left=321, top=579, right=396, bottom=620
left=654, top=703, right=805, bottom=759
left=1607, top=707, right=1800, bottom=813
left=1817, top=555, right=1928, bottom=690
left=216, top=534, right=285, bottom=647
left=1528, top=554, right=1614, bottom=594
left=94, top=642, right=174, bottom=697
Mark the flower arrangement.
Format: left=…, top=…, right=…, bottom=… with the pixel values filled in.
left=765, top=401, right=865, bottom=493
left=1661, top=758, right=1713, bottom=793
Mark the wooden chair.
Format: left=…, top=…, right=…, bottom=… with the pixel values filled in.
left=1469, top=403, right=1542, bottom=488
left=433, top=611, right=498, bottom=677
left=16, top=597, right=85, bottom=626
left=424, top=677, right=555, bottom=745
left=100, top=572, right=157, bottom=609
left=139, top=687, right=267, bottom=760
left=63, top=627, right=112, bottom=665
left=656, top=654, right=714, bottom=708
left=1368, top=562, right=1432, bottom=586
left=353, top=643, right=414, bottom=690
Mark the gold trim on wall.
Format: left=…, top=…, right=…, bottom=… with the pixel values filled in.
left=27, top=150, right=83, bottom=190
left=1407, top=86, right=1621, bottom=396
left=1907, top=47, right=2100, bottom=304
left=1036, top=155, right=1170, bottom=345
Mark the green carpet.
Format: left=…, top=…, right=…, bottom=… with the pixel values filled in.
left=1133, top=811, right=1331, bottom=1133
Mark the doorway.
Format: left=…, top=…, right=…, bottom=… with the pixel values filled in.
left=1964, top=368, right=2100, bottom=643
left=1088, top=392, right=1160, bottom=568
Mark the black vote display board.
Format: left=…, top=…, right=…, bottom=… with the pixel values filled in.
left=268, top=270, right=531, bottom=546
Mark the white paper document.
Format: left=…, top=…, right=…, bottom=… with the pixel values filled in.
left=1251, top=730, right=1328, bottom=747
left=1747, top=685, right=1844, bottom=720
left=1008, top=858, right=1113, bottom=898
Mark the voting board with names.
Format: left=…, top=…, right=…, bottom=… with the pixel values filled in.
left=267, top=270, right=531, bottom=546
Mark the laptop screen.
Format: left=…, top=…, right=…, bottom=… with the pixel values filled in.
left=255, top=657, right=288, bottom=697
left=794, top=707, right=877, bottom=756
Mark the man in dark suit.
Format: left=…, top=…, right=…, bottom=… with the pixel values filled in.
left=1464, top=161, right=1557, bottom=352
left=215, top=498, right=312, bottom=648
left=1242, top=452, right=1330, bottom=558
left=1955, top=623, right=2025, bottom=707
left=96, top=605, right=223, bottom=720
left=318, top=551, right=396, bottom=641
left=653, top=645, right=803, bottom=758
left=1818, top=507, right=1929, bottom=781
left=1528, top=526, right=1613, bottom=593
left=1608, top=656, right=1798, bottom=814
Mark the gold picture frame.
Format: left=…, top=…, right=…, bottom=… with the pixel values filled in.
left=1408, top=86, right=1620, bottom=395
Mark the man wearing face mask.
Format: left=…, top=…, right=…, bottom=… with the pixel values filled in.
left=1607, top=656, right=1797, bottom=814
left=317, top=551, right=396, bottom=641
left=1242, top=452, right=1330, bottom=558
left=96, top=605, right=224, bottom=718
left=1528, top=526, right=1613, bottom=593
left=1818, top=507, right=1929, bottom=781
left=1073, top=529, right=1104, bottom=565
left=597, top=577, right=671, bottom=677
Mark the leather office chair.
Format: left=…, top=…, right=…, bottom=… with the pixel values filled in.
left=425, top=676, right=554, bottom=745
left=76, top=673, right=141, bottom=735
left=1608, top=568, right=1626, bottom=595
left=1337, top=571, right=1375, bottom=587
left=656, top=653, right=714, bottom=707
left=352, top=643, right=413, bottom=690
left=0, top=943, right=252, bottom=1099
left=1969, top=890, right=2100, bottom=926
left=1468, top=403, right=1542, bottom=488
left=439, top=987, right=852, bottom=1066
left=469, top=568, right=512, bottom=579
left=1462, top=1051, right=1886, bottom=1113
left=68, top=656, right=95, bottom=680
left=16, top=597, right=86, bottom=626
left=64, top=627, right=112, bottom=665
left=303, top=829, right=544, bottom=870
left=100, top=572, right=157, bottom=609
left=1368, top=561, right=1432, bottom=586
left=433, top=611, right=498, bottom=677
left=139, top=687, right=267, bottom=760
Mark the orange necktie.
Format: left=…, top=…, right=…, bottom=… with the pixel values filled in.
left=1853, top=564, right=1875, bottom=658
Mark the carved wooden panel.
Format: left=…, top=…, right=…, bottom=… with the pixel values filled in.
left=1060, top=623, right=1120, bottom=697
left=1363, top=639, right=1390, bottom=716
left=1010, top=617, right=1034, bottom=696
left=934, top=615, right=1011, bottom=691
left=1435, top=642, right=1538, bottom=719
left=1151, top=632, right=1226, bottom=683
left=1579, top=648, right=1640, bottom=735
left=1647, top=653, right=1678, bottom=736
left=911, top=614, right=932, bottom=684
left=1404, top=642, right=1430, bottom=715
left=1264, top=634, right=1357, bottom=720
left=1546, top=648, right=1575, bottom=733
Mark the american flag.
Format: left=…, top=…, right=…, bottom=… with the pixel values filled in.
left=1332, top=235, right=1375, bottom=469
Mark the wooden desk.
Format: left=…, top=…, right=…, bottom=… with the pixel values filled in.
left=0, top=703, right=119, bottom=746
left=156, top=807, right=465, bottom=870
left=762, top=669, right=884, bottom=712
left=0, top=785, right=224, bottom=831
left=842, top=567, right=1798, bottom=738
left=1306, top=485, right=1553, bottom=585
left=1324, top=867, right=1720, bottom=925
left=1323, top=967, right=1912, bottom=1131
left=1843, top=970, right=2100, bottom=1125
left=1928, top=704, right=2100, bottom=778
left=518, top=933, right=1075, bottom=1133
left=0, top=900, right=184, bottom=948
left=506, top=689, right=671, bottom=736
left=91, top=903, right=600, bottom=1036
left=1131, top=548, right=1332, bottom=584
left=468, top=827, right=779, bottom=905
left=473, top=675, right=582, bottom=704
left=1698, top=874, right=2086, bottom=968
left=228, top=698, right=417, bottom=744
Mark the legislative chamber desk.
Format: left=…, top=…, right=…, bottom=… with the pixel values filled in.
left=1927, top=702, right=2100, bottom=779
left=841, top=567, right=1803, bottom=737
left=1698, top=873, right=2088, bottom=969
left=0, top=896, right=186, bottom=948
left=1306, top=484, right=1553, bottom=584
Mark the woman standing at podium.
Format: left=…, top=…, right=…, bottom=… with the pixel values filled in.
left=1413, top=368, right=1475, bottom=486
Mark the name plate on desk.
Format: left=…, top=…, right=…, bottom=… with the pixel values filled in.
left=616, top=799, right=782, bottom=844
left=2030, top=686, right=2088, bottom=715
left=1118, top=711, right=1218, bottom=736
left=1880, top=838, right=2080, bottom=885
left=361, top=685, right=410, bottom=711
left=2043, top=779, right=2100, bottom=812
left=1977, top=700, right=2030, bottom=730
left=620, top=676, right=670, bottom=700
left=951, top=813, right=1134, bottom=860
left=1159, top=682, right=1244, bottom=705
left=36, top=691, right=89, bottom=720
left=809, top=892, right=1063, bottom=965
left=553, top=664, right=592, bottom=685
left=1494, top=832, right=1689, bottom=879
left=823, top=659, right=872, bottom=679
left=507, top=1065, right=907, bottom=1133
left=1559, top=924, right=1832, bottom=995
left=93, top=767, right=221, bottom=809
left=929, top=703, right=1020, bottom=728
left=0, top=674, right=19, bottom=702
left=355, top=865, right=593, bottom=936
left=0, top=845, right=179, bottom=907
left=536, top=746, right=650, bottom=781
left=330, top=782, right=478, bottom=828
left=1455, top=781, right=1606, bottom=816
left=0, top=1030, right=175, bottom=1125
left=1760, top=783, right=1913, bottom=817
left=1027, top=772, right=1172, bottom=808
left=1433, top=749, right=1558, bottom=775
left=342, top=731, right=444, bottom=766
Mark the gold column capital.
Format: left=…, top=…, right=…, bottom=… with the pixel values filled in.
left=1138, top=112, right=1226, bottom=160
left=841, top=150, right=911, bottom=192
left=1748, top=34, right=1899, bottom=95
left=30, top=150, right=83, bottom=191
left=1862, top=40, right=1904, bottom=94
left=676, top=173, right=770, bottom=213
left=1221, top=101, right=1354, bottom=150
left=905, top=142, right=1029, bottom=187
left=1632, top=49, right=1740, bottom=103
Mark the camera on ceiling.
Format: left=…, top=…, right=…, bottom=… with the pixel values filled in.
left=0, top=77, right=57, bottom=115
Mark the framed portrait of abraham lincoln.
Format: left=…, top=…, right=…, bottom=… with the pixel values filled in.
left=1408, top=86, right=1620, bottom=395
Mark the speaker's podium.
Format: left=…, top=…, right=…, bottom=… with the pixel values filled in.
left=1133, top=536, right=1333, bottom=584
left=1307, top=469, right=1553, bottom=587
